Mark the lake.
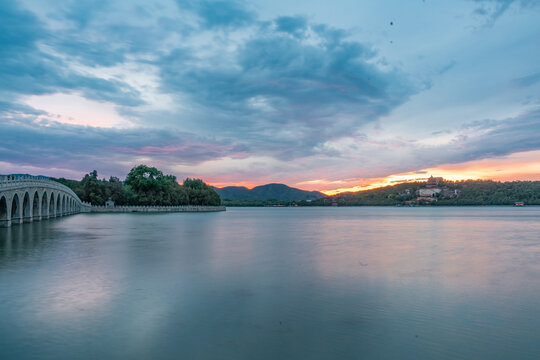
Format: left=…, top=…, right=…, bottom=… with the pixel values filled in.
left=1, top=207, right=539, bottom=359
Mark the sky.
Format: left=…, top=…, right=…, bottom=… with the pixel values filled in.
left=1, top=0, right=539, bottom=194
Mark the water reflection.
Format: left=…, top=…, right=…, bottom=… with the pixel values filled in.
left=0, top=220, right=52, bottom=267
left=0, top=208, right=539, bottom=359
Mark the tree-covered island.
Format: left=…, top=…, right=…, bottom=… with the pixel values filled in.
left=53, top=165, right=221, bottom=206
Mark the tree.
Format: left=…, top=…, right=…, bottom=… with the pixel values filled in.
left=183, top=178, right=221, bottom=205
left=80, top=170, right=108, bottom=205
left=53, top=165, right=223, bottom=206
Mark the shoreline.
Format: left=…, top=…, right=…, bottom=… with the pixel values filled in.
left=89, top=205, right=226, bottom=213
left=224, top=204, right=538, bottom=208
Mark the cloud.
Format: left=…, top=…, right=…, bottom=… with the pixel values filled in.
left=274, top=16, right=308, bottom=38
left=192, top=0, right=255, bottom=28
left=0, top=114, right=248, bottom=178
left=392, top=108, right=540, bottom=173
left=454, top=109, right=540, bottom=160
left=2, top=0, right=418, bottom=166
left=0, top=2, right=144, bottom=107
left=157, top=18, right=417, bottom=159
left=48, top=1, right=194, bottom=68
left=1, top=0, right=537, bottom=188
left=472, top=0, right=539, bottom=22
left=312, top=108, right=540, bottom=183
left=512, top=72, right=540, bottom=88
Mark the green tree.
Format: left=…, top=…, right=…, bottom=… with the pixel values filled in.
left=53, top=165, right=223, bottom=206
left=183, top=178, right=221, bottom=205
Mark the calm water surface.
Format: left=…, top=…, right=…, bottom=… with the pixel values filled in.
left=1, top=207, right=539, bottom=359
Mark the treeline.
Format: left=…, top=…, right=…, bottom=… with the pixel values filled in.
left=53, top=165, right=221, bottom=206
left=437, top=180, right=540, bottom=205
left=308, top=180, right=540, bottom=206
left=308, top=182, right=425, bottom=206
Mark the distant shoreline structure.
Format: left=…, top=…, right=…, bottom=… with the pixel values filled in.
left=89, top=205, right=225, bottom=213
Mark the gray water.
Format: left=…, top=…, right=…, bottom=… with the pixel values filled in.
left=1, top=207, right=539, bottom=359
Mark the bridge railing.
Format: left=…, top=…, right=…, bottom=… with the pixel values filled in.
left=0, top=175, right=50, bottom=182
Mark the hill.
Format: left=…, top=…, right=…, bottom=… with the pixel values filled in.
left=214, top=183, right=325, bottom=201
left=308, top=180, right=540, bottom=206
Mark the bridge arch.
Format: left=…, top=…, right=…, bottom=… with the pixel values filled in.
left=32, top=191, right=40, bottom=219
left=42, top=191, right=48, bottom=218
left=0, top=196, right=7, bottom=226
left=49, top=193, right=55, bottom=217
left=22, top=191, right=31, bottom=222
left=11, top=193, right=20, bottom=224
left=56, top=195, right=61, bottom=216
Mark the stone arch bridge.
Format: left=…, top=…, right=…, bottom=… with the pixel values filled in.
left=0, top=175, right=91, bottom=227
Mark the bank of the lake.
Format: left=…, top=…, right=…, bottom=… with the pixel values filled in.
left=90, top=205, right=225, bottom=213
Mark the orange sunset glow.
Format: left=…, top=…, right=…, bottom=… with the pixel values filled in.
left=318, top=150, right=540, bottom=195
left=206, top=149, right=540, bottom=196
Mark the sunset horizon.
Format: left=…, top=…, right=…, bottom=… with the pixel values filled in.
left=2, top=147, right=540, bottom=196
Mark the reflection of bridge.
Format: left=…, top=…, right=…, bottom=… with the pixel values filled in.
left=0, top=175, right=91, bottom=227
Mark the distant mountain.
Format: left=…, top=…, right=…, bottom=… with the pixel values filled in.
left=214, top=186, right=252, bottom=200
left=214, top=183, right=325, bottom=201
